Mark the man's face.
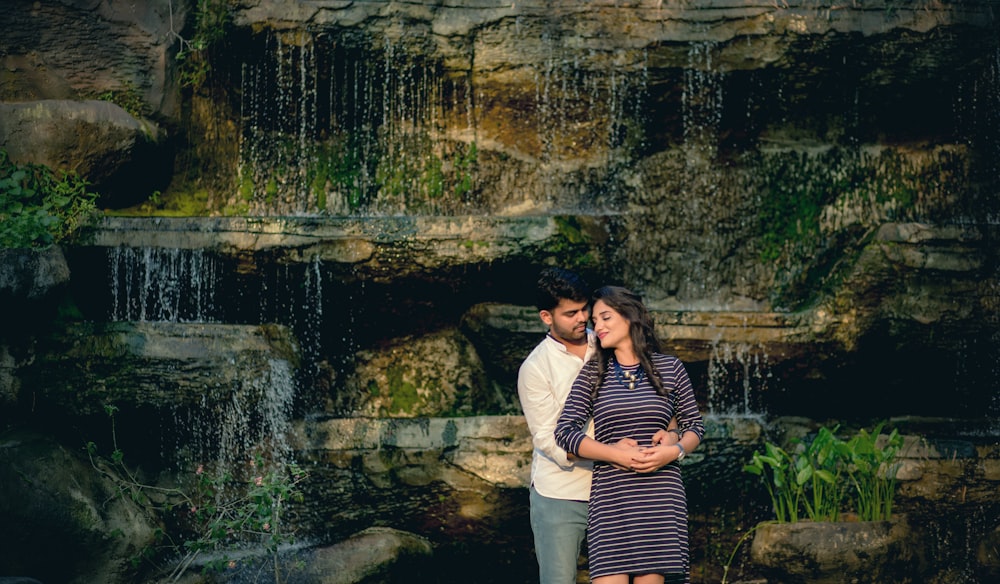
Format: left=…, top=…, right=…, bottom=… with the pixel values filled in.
left=541, top=298, right=590, bottom=345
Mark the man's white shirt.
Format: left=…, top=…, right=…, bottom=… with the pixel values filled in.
left=517, top=331, right=596, bottom=501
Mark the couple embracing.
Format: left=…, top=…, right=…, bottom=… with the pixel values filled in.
left=517, top=268, right=705, bottom=584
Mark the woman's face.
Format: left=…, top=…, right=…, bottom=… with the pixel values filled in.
left=592, top=299, right=631, bottom=351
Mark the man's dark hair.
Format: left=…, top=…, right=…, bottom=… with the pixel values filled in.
left=535, top=267, right=589, bottom=312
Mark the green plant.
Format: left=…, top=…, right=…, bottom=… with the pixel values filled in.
left=87, top=404, right=308, bottom=582
left=797, top=425, right=848, bottom=522
left=744, top=422, right=902, bottom=524
left=0, top=150, right=99, bottom=248
left=170, top=0, right=231, bottom=88
left=96, top=81, right=145, bottom=118
left=845, top=421, right=903, bottom=521
left=743, top=441, right=801, bottom=523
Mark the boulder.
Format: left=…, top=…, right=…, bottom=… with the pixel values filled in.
left=0, top=100, right=168, bottom=207
left=300, top=527, right=434, bottom=584
left=0, top=247, right=70, bottom=304
left=0, top=431, right=160, bottom=584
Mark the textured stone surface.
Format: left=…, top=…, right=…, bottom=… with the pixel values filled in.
left=0, top=431, right=159, bottom=584
left=749, top=516, right=921, bottom=584
left=0, top=246, right=70, bottom=302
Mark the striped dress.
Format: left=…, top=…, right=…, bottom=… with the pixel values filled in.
left=555, top=353, right=705, bottom=581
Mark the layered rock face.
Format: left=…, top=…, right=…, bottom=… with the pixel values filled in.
left=2, top=1, right=1000, bottom=583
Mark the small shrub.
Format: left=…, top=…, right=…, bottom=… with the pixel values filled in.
left=744, top=422, right=901, bottom=523
left=87, top=404, right=308, bottom=582
left=0, top=150, right=99, bottom=248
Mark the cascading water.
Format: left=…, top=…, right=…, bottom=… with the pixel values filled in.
left=236, top=29, right=469, bottom=216
left=106, top=245, right=303, bottom=476
left=175, top=356, right=297, bottom=473
left=705, top=341, right=770, bottom=418
left=229, top=25, right=650, bottom=217
left=682, top=40, right=723, bottom=162
left=109, top=246, right=220, bottom=323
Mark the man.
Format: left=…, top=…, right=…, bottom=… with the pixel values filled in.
left=518, top=267, right=679, bottom=584
left=517, top=266, right=596, bottom=584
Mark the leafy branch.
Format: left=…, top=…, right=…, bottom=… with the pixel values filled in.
left=87, top=404, right=308, bottom=582
left=168, top=0, right=232, bottom=88
left=0, top=150, right=99, bottom=248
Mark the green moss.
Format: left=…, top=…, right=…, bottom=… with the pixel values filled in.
left=107, top=189, right=211, bottom=217
left=222, top=202, right=249, bottom=216
left=453, top=142, right=478, bottom=198
left=544, top=215, right=601, bottom=271
left=264, top=178, right=278, bottom=203
left=751, top=146, right=956, bottom=309
left=553, top=215, right=588, bottom=245
left=755, top=150, right=837, bottom=263
left=385, top=365, right=420, bottom=414
left=239, top=172, right=254, bottom=202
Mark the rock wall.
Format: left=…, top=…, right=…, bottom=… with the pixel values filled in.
left=2, top=1, right=1000, bottom=583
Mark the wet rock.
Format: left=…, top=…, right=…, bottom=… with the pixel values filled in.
left=0, top=100, right=168, bottom=206
left=0, top=0, right=182, bottom=115
left=293, top=415, right=532, bottom=489
left=344, top=328, right=504, bottom=417
left=749, top=515, right=923, bottom=584
left=22, top=321, right=298, bottom=414
left=0, top=431, right=159, bottom=584
left=0, top=247, right=70, bottom=303
left=300, top=527, right=434, bottom=584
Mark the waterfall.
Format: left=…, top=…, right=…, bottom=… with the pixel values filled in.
left=236, top=30, right=465, bottom=215
left=174, top=356, right=296, bottom=475
left=108, top=246, right=219, bottom=323
left=232, top=26, right=649, bottom=216
left=106, top=245, right=303, bottom=472
left=705, top=340, right=769, bottom=418
left=682, top=40, right=723, bottom=163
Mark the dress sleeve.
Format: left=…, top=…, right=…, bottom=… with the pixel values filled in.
left=555, top=359, right=598, bottom=456
left=663, top=355, right=705, bottom=441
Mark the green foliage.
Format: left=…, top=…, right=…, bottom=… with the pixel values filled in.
left=744, top=441, right=801, bottom=523
left=0, top=150, right=99, bottom=248
left=88, top=404, right=308, bottom=582
left=181, top=454, right=308, bottom=580
left=174, top=0, right=232, bottom=88
left=96, top=81, right=145, bottom=118
left=845, top=421, right=903, bottom=521
left=744, top=422, right=901, bottom=523
left=797, top=425, right=849, bottom=522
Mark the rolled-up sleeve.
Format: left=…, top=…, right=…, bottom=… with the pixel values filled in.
left=662, top=355, right=705, bottom=441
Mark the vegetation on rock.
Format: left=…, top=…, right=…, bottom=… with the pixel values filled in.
left=0, top=150, right=100, bottom=248
left=744, top=422, right=903, bottom=523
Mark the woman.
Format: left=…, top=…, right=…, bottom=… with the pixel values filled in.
left=555, top=286, right=705, bottom=584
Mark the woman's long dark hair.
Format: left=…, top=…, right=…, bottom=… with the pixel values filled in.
left=590, top=285, right=667, bottom=399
